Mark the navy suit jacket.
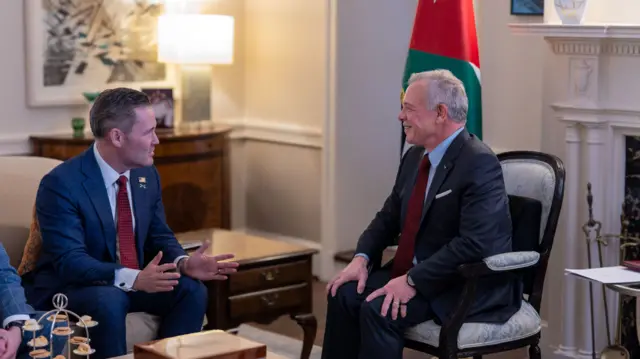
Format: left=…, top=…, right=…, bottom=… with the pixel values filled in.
left=355, top=129, right=521, bottom=324
left=24, top=145, right=186, bottom=309
left=0, top=243, right=34, bottom=324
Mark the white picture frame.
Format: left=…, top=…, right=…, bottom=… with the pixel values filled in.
left=24, top=0, right=179, bottom=107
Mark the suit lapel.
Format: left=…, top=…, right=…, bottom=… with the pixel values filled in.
left=420, top=129, right=470, bottom=224
left=81, top=147, right=117, bottom=260
left=130, top=170, right=148, bottom=264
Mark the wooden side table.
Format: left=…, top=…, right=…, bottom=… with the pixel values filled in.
left=176, top=229, right=319, bottom=359
left=29, top=126, right=231, bottom=233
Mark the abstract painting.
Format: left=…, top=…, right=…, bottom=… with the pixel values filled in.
left=25, top=0, right=177, bottom=107
left=511, top=0, right=544, bottom=15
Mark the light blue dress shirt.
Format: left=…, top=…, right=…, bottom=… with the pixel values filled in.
left=355, top=127, right=465, bottom=265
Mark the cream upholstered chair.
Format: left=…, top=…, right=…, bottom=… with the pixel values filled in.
left=403, top=151, right=565, bottom=359
left=0, top=156, right=160, bottom=353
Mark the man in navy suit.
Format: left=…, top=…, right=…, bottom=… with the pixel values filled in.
left=24, top=88, right=239, bottom=359
left=322, top=70, right=519, bottom=359
left=0, top=243, right=66, bottom=359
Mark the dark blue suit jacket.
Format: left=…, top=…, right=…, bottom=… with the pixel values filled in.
left=0, top=243, right=34, bottom=324
left=356, top=130, right=521, bottom=324
left=24, top=145, right=186, bottom=309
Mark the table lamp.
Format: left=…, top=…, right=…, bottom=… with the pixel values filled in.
left=157, top=14, right=234, bottom=125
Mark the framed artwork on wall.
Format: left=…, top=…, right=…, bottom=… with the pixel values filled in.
left=24, top=0, right=178, bottom=107
left=511, top=0, right=544, bottom=15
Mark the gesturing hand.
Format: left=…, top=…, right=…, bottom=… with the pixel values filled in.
left=133, top=251, right=181, bottom=293
left=326, top=256, right=369, bottom=297
left=181, top=241, right=239, bottom=281
left=0, top=327, right=21, bottom=359
left=365, top=274, right=416, bottom=320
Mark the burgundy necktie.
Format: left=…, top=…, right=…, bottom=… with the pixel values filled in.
left=116, top=176, right=138, bottom=269
left=391, top=155, right=431, bottom=278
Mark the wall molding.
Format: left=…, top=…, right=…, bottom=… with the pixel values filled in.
left=216, top=118, right=323, bottom=149
left=0, top=129, right=83, bottom=156
left=0, top=118, right=324, bottom=156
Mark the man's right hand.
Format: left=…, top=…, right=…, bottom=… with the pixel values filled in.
left=326, top=256, right=369, bottom=297
left=132, top=251, right=181, bottom=293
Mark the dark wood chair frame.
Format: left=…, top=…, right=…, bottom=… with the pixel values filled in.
left=403, top=150, right=566, bottom=359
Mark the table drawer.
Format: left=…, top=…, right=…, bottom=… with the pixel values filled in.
left=228, top=283, right=308, bottom=319
left=229, top=260, right=310, bottom=294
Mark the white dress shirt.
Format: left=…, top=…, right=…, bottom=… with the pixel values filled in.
left=93, top=145, right=187, bottom=292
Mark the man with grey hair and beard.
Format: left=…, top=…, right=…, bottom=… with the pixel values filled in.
left=322, top=69, right=521, bottom=359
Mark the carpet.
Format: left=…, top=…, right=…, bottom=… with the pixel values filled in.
left=233, top=324, right=323, bottom=359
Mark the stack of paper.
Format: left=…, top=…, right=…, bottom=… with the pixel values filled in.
left=565, top=266, right=640, bottom=284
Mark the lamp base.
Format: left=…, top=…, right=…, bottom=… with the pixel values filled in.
left=180, top=64, right=212, bottom=124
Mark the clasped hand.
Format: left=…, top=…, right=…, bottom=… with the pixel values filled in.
left=133, top=241, right=239, bottom=293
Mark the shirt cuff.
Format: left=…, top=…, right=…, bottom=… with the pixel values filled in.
left=354, top=253, right=370, bottom=263
left=3, top=314, right=31, bottom=328
left=114, top=268, right=141, bottom=292
left=174, top=255, right=189, bottom=273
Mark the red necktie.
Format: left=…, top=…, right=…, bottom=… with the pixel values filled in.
left=116, top=176, right=138, bottom=269
left=391, top=155, right=431, bottom=278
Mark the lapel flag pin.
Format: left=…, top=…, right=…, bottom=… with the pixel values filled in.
left=139, top=177, right=146, bottom=184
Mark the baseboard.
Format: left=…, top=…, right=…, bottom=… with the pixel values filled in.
left=237, top=228, right=323, bottom=278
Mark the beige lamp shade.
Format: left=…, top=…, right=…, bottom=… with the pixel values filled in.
left=158, top=14, right=234, bottom=65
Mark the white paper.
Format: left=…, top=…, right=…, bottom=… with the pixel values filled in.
left=565, top=266, right=640, bottom=284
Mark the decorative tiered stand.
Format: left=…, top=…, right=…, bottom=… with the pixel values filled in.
left=23, top=293, right=99, bottom=359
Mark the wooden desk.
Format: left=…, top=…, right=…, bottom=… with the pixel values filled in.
left=29, top=126, right=231, bottom=233
left=176, top=229, right=318, bottom=359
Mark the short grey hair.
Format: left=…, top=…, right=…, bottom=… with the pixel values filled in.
left=407, top=69, right=468, bottom=124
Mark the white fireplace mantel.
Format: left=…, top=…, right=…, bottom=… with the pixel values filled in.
left=510, top=23, right=640, bottom=359
left=510, top=23, right=640, bottom=57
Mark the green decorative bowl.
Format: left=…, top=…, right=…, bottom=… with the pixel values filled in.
left=82, top=91, right=101, bottom=103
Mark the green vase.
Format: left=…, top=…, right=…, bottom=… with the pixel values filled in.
left=71, top=117, right=85, bottom=137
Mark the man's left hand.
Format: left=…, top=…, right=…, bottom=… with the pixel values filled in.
left=181, top=241, right=240, bottom=281
left=365, top=274, right=416, bottom=320
left=0, top=327, right=22, bottom=359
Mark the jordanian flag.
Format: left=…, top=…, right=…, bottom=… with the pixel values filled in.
left=401, top=0, right=481, bottom=153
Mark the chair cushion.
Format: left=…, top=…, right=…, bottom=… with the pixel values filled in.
left=405, top=301, right=541, bottom=349
left=126, top=312, right=161, bottom=352
left=500, top=159, right=555, bottom=243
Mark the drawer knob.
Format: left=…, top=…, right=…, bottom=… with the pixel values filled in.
left=261, top=269, right=280, bottom=281
left=260, top=293, right=279, bottom=307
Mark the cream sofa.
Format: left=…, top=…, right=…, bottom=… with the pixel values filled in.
left=0, top=156, right=159, bottom=353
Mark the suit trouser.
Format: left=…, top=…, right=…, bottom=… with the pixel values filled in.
left=62, top=276, right=207, bottom=359
left=17, top=311, right=67, bottom=359
left=321, top=268, right=435, bottom=359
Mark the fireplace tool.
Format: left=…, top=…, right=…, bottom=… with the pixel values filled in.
left=584, top=183, right=631, bottom=359
left=583, top=183, right=601, bottom=359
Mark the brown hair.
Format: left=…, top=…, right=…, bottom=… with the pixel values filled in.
left=89, top=87, right=150, bottom=138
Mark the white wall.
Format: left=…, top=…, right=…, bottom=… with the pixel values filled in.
left=0, top=1, right=86, bottom=154
left=478, top=0, right=546, bottom=153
